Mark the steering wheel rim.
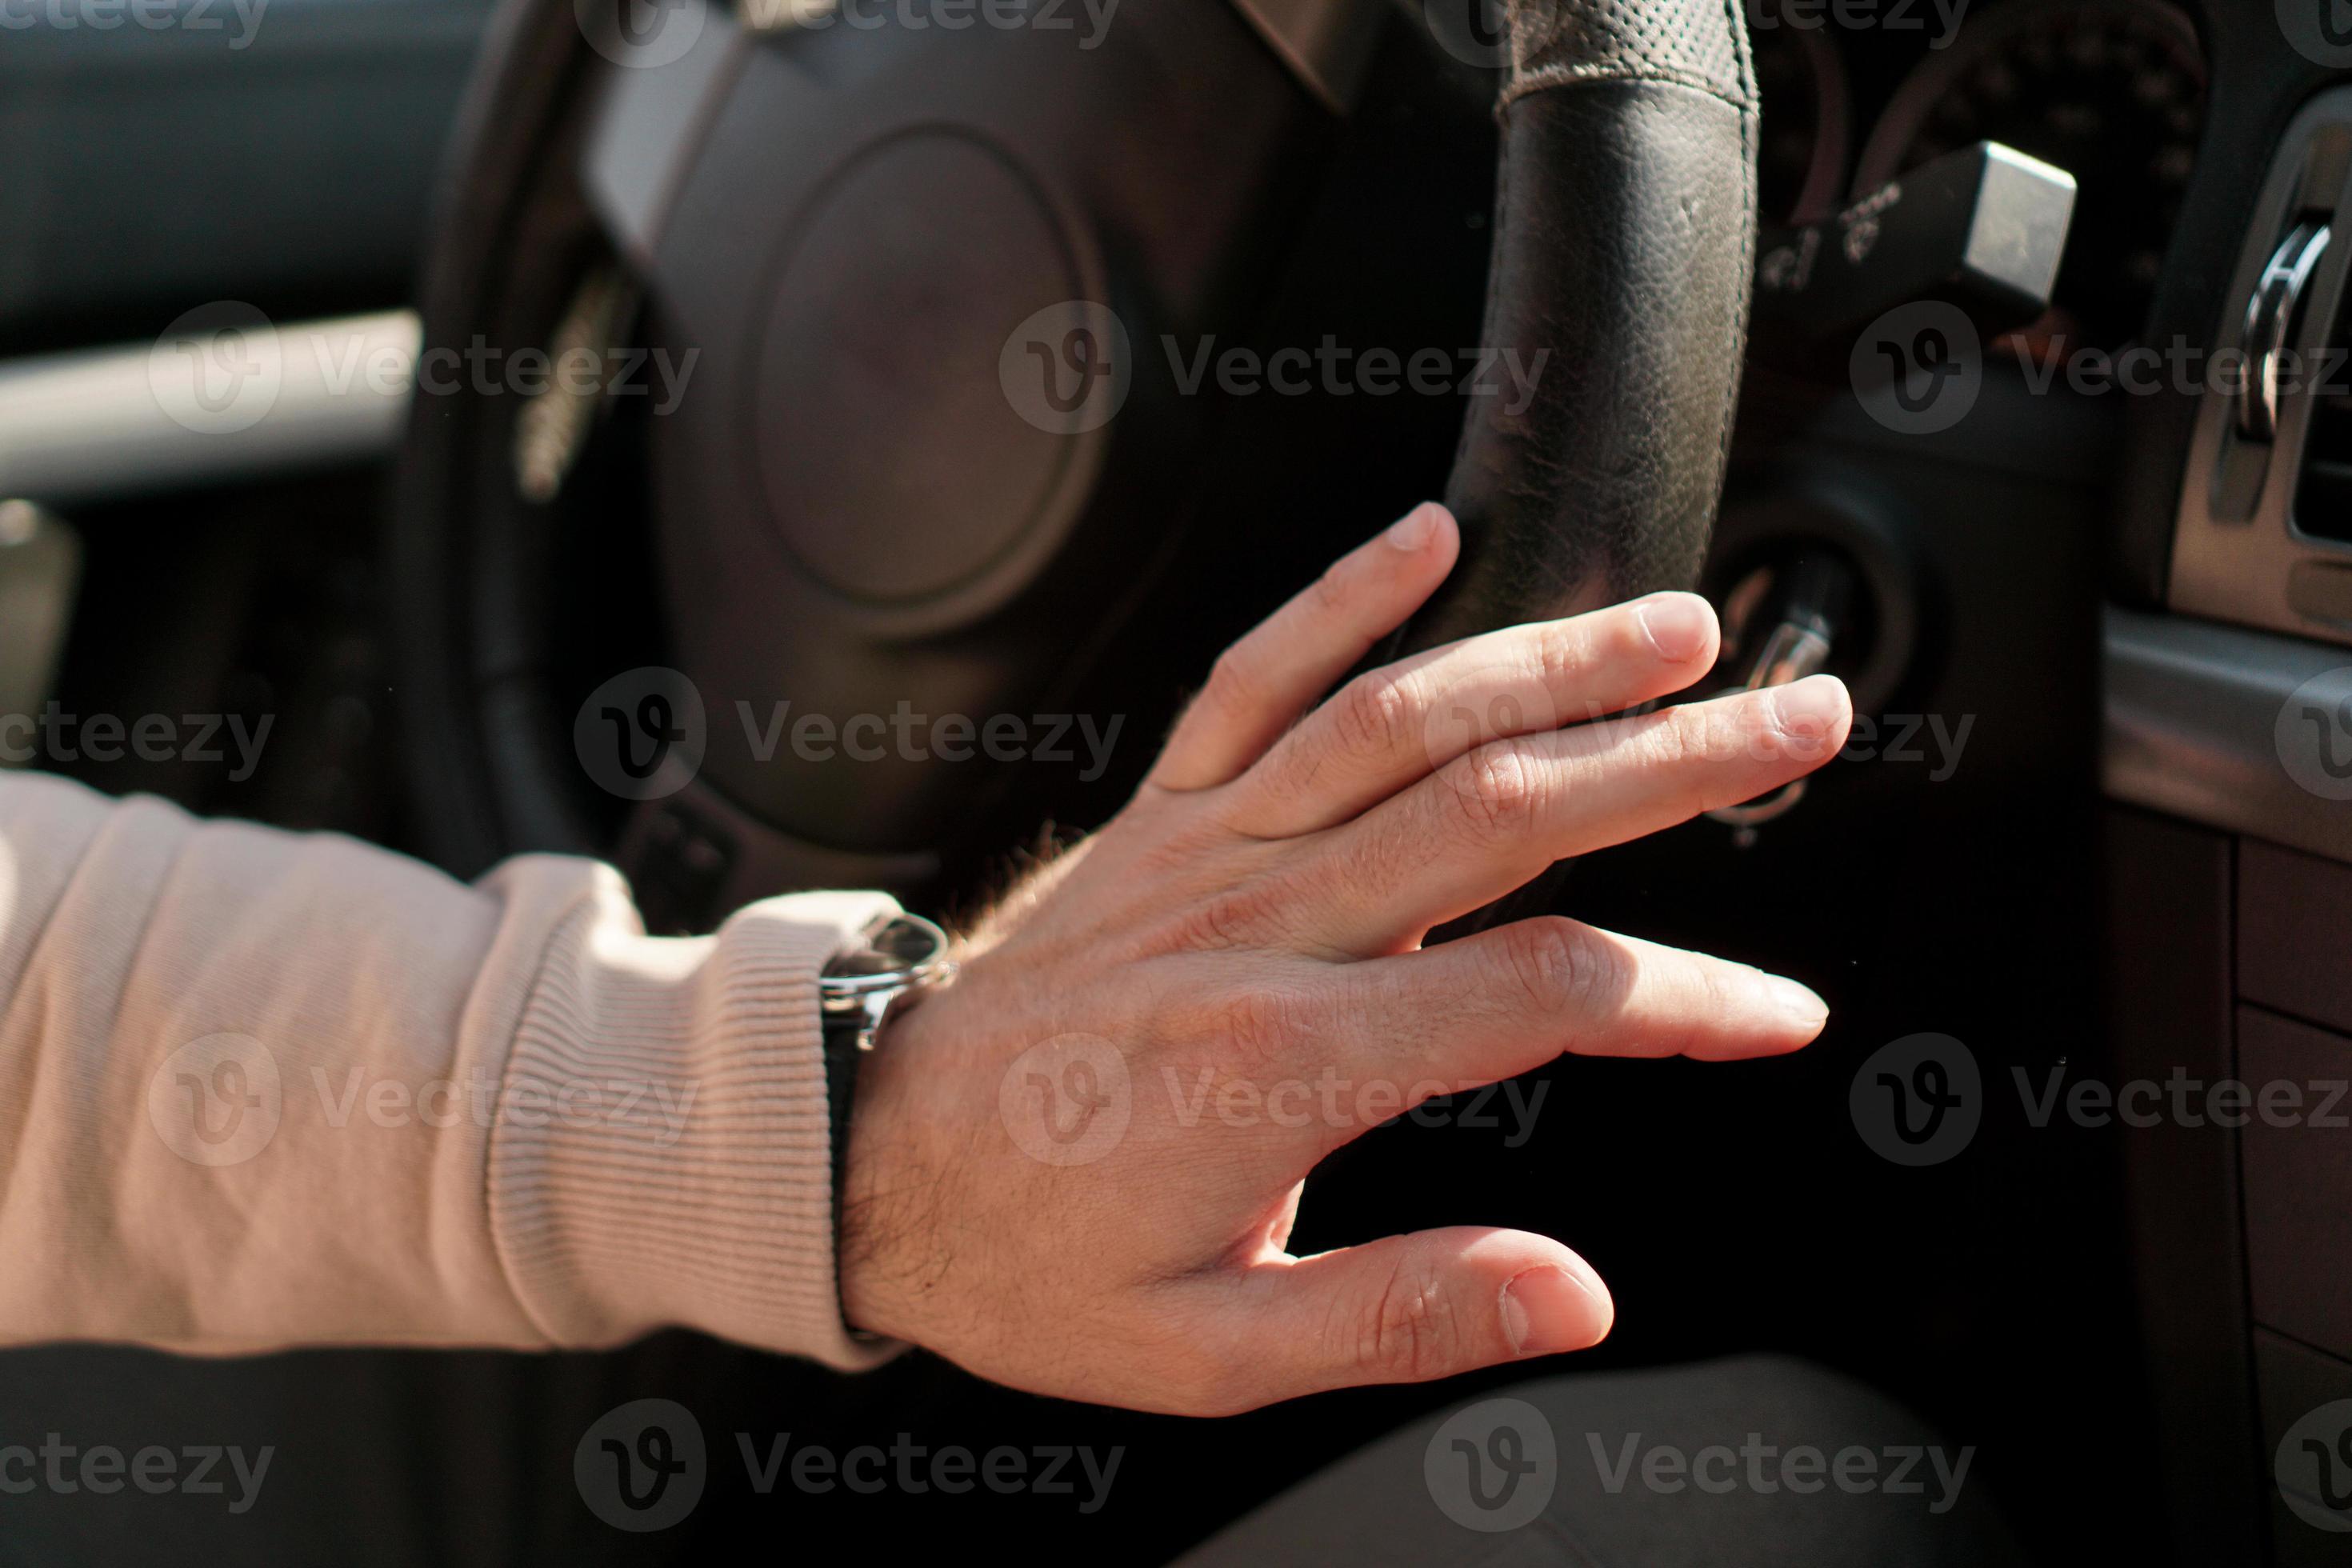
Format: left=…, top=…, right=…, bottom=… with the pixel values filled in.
left=389, top=0, right=1758, bottom=914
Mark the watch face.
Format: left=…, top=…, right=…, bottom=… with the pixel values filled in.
left=819, top=913, right=951, bottom=992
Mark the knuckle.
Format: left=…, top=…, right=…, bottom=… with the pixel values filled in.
left=1501, top=916, right=1618, bottom=1016
left=1175, top=884, right=1266, bottom=952
left=1328, top=670, right=1419, bottom=762
left=1202, top=644, right=1263, bottom=720
left=1307, top=557, right=1356, bottom=617
left=1213, top=984, right=1316, bottom=1070
left=1650, top=706, right=1709, bottom=770
left=1351, top=1253, right=1464, bottom=1383
left=1454, top=738, right=1546, bottom=838
left=1532, top=623, right=1590, bottom=706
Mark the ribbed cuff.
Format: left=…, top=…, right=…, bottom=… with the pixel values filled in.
left=488, top=881, right=905, bottom=1371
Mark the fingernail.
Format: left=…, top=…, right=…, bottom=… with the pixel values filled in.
left=1501, top=1265, right=1612, bottom=1357
left=1386, top=505, right=1439, bottom=550
left=1766, top=976, right=1829, bottom=1030
left=1771, top=674, right=1849, bottom=742
left=1634, top=594, right=1714, bottom=663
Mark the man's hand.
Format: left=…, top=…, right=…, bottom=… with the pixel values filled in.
left=839, top=502, right=1852, bottom=1414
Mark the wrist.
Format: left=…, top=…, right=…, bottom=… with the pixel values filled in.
left=834, top=950, right=970, bottom=1346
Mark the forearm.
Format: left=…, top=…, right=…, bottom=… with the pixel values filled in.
left=0, top=770, right=895, bottom=1369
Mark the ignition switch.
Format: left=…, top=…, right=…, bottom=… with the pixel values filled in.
left=1706, top=552, right=1862, bottom=847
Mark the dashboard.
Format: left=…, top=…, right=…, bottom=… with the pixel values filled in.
left=1755, top=0, right=2207, bottom=351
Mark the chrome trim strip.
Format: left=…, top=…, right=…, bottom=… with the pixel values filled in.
left=2105, top=604, right=2352, bottom=863
left=0, top=310, right=418, bottom=508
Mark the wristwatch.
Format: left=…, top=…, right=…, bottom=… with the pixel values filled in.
left=818, top=910, right=954, bottom=1332
left=818, top=910, right=956, bottom=1053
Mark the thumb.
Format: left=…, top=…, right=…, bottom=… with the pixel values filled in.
left=1229, top=1226, right=1614, bottom=1406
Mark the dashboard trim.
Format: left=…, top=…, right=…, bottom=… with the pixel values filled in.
left=2105, top=603, right=2352, bottom=864
left=0, top=311, right=418, bottom=509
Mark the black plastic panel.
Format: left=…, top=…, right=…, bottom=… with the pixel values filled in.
left=2242, top=838, right=2352, bottom=1034
left=2243, top=1006, right=2352, bottom=1362
left=2255, top=1327, right=2352, bottom=1566
left=0, top=0, right=492, bottom=357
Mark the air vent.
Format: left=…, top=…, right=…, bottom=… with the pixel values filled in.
left=2170, top=90, right=2352, bottom=646
left=2298, top=279, right=2352, bottom=543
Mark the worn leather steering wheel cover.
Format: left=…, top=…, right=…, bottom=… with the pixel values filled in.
left=387, top=0, right=1759, bottom=878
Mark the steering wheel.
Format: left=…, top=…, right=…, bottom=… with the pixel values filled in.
left=389, top=0, right=1759, bottom=924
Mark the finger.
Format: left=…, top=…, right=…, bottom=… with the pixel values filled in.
left=1185, top=920, right=1822, bottom=1170
left=1336, top=914, right=1826, bottom=1090
left=1303, top=674, right=1852, bottom=954
left=1150, top=504, right=1460, bottom=793
left=1211, top=1227, right=1612, bottom=1406
left=1229, top=592, right=1721, bottom=838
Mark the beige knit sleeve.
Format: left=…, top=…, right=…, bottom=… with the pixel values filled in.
left=0, top=770, right=898, bottom=1371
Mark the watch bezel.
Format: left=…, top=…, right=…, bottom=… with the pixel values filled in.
left=818, top=912, right=954, bottom=1003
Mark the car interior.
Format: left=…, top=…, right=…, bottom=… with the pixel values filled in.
left=2, top=0, right=2349, bottom=1560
